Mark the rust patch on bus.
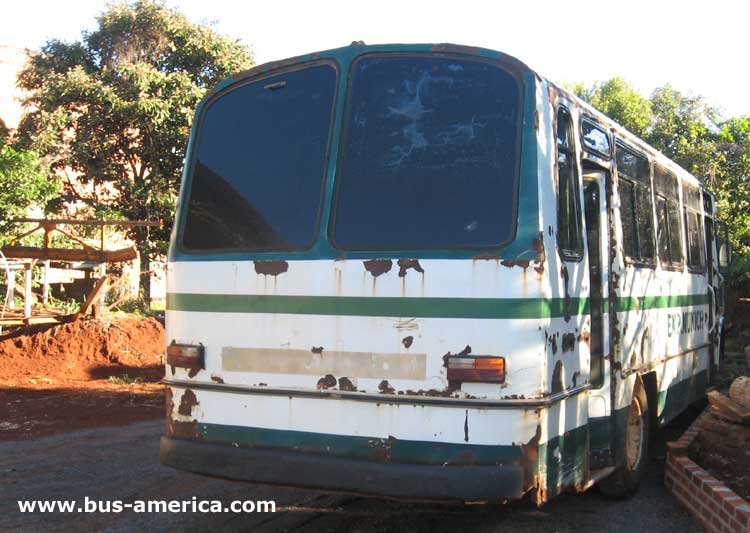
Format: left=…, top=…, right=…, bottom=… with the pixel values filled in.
left=501, top=259, right=531, bottom=270
left=561, top=333, right=576, bottom=352
left=521, top=425, right=542, bottom=493
left=254, top=260, right=289, bottom=276
left=311, top=346, right=324, bottom=354
left=472, top=253, right=500, bottom=260
left=533, top=233, right=546, bottom=275
left=402, top=336, right=414, bottom=349
left=317, top=374, right=337, bottom=390
left=210, top=375, right=224, bottom=384
left=187, top=368, right=200, bottom=379
left=363, top=259, right=392, bottom=277
left=378, top=380, right=395, bottom=394
left=338, top=377, right=357, bottom=392
left=397, top=259, right=424, bottom=277
left=551, top=361, right=564, bottom=393
left=368, top=435, right=397, bottom=462
left=177, top=389, right=199, bottom=416
left=560, top=265, right=572, bottom=322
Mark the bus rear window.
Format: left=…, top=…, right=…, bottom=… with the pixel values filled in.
left=332, top=56, right=521, bottom=250
left=181, top=64, right=336, bottom=251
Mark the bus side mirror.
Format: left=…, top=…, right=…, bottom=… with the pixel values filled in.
left=716, top=222, right=731, bottom=275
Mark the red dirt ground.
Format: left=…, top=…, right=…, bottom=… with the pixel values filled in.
left=0, top=314, right=165, bottom=440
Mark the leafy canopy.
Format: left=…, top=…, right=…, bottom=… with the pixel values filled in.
left=0, top=141, right=59, bottom=245
left=574, top=77, right=750, bottom=268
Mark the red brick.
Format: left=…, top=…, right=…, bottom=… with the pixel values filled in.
left=735, top=504, right=750, bottom=526
left=729, top=518, right=747, bottom=533
left=723, top=496, right=745, bottom=515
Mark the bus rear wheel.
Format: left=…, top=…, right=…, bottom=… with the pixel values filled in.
left=599, top=380, right=650, bottom=498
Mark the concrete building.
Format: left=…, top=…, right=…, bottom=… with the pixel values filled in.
left=0, top=45, right=29, bottom=131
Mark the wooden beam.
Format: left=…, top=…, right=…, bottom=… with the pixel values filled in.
left=13, top=218, right=160, bottom=227
left=79, top=276, right=109, bottom=317
left=2, top=246, right=137, bottom=263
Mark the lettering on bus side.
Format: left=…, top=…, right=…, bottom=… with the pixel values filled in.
left=667, top=310, right=705, bottom=337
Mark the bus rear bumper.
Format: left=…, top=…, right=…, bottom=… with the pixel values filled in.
left=159, top=436, right=528, bottom=502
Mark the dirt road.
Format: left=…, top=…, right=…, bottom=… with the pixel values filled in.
left=0, top=414, right=702, bottom=532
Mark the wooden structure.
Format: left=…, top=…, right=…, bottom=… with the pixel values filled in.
left=0, top=218, right=159, bottom=335
left=2, top=218, right=159, bottom=263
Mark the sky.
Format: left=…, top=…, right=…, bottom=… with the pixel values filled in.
left=2, top=0, right=749, bottom=118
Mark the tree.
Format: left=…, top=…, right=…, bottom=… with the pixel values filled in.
left=573, top=77, right=652, bottom=137
left=713, top=117, right=750, bottom=258
left=17, top=0, right=253, bottom=303
left=647, top=86, right=718, bottom=179
left=0, top=141, right=59, bottom=245
left=575, top=77, right=750, bottom=274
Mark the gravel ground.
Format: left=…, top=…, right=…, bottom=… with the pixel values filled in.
left=0, top=411, right=703, bottom=532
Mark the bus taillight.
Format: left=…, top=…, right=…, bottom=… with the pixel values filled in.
left=446, top=356, right=506, bottom=383
left=166, top=341, right=205, bottom=372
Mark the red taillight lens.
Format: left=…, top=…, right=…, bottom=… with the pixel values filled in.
left=166, top=342, right=205, bottom=371
left=446, top=356, right=505, bottom=383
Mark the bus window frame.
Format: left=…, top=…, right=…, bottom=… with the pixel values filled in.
left=653, top=163, right=685, bottom=272
left=175, top=59, right=341, bottom=256
left=556, top=105, right=584, bottom=262
left=579, top=116, right=612, bottom=160
left=614, top=139, right=657, bottom=269
left=683, top=183, right=707, bottom=275
left=328, top=52, right=525, bottom=253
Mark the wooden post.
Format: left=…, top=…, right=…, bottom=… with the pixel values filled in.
left=24, top=262, right=32, bottom=319
left=42, top=259, right=50, bottom=304
left=98, top=262, right=107, bottom=315
left=7, top=269, right=15, bottom=309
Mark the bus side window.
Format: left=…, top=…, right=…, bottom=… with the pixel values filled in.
left=683, top=184, right=705, bottom=272
left=556, top=107, right=583, bottom=259
left=616, top=142, right=655, bottom=265
left=654, top=164, right=684, bottom=267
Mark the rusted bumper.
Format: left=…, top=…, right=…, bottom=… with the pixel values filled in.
left=160, top=436, right=526, bottom=502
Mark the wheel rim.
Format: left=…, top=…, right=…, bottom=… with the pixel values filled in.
left=626, top=396, right=644, bottom=470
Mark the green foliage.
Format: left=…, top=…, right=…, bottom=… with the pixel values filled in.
left=579, top=78, right=652, bottom=137
left=0, top=142, right=59, bottom=245
left=108, top=373, right=142, bottom=385
left=17, top=0, right=253, bottom=300
left=575, top=77, right=750, bottom=276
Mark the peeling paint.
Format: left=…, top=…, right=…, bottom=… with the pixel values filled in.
left=363, top=259, right=392, bottom=277
left=177, top=389, right=198, bottom=417
left=561, top=333, right=576, bottom=352
left=316, top=374, right=337, bottom=390
left=254, top=260, right=289, bottom=276
left=402, top=336, right=414, bottom=349
left=551, top=361, right=564, bottom=393
left=210, top=375, right=225, bottom=384
left=378, top=380, right=395, bottom=394
left=338, top=377, right=357, bottom=391
left=396, top=259, right=424, bottom=277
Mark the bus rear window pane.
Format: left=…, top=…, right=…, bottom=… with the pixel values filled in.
left=332, top=56, right=521, bottom=250
left=182, top=65, right=336, bottom=251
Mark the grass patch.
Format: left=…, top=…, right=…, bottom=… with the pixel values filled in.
left=108, top=373, right=142, bottom=385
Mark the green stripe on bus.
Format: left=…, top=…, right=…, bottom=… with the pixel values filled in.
left=167, top=292, right=708, bottom=319
left=167, top=293, right=588, bottom=319
left=616, top=293, right=709, bottom=312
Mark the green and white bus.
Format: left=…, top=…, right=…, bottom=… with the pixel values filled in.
left=160, top=43, right=732, bottom=504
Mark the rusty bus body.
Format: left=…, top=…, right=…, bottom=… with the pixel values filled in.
left=160, top=43, right=730, bottom=504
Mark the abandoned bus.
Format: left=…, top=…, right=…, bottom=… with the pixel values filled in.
left=160, top=43, right=732, bottom=504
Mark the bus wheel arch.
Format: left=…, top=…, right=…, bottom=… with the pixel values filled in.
left=599, top=376, right=651, bottom=498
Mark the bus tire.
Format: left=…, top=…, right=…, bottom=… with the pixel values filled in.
left=599, top=379, right=650, bottom=498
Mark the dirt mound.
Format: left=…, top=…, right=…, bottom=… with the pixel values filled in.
left=0, top=314, right=165, bottom=384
